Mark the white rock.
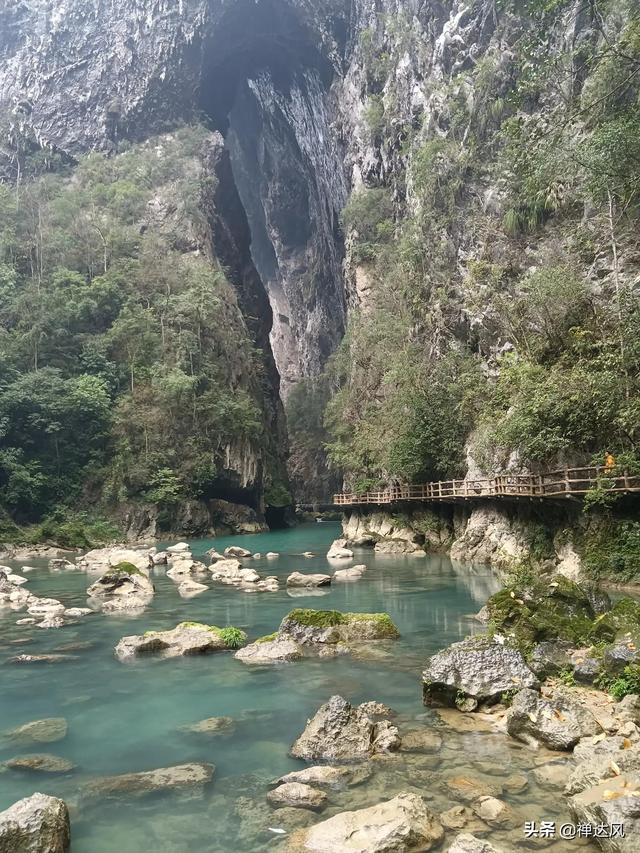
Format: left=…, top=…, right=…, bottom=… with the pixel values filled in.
left=6, top=573, right=28, bottom=585
left=28, top=599, right=65, bottom=617
left=266, top=552, right=279, bottom=559
left=167, top=542, right=190, bottom=553
left=177, top=580, right=208, bottom=598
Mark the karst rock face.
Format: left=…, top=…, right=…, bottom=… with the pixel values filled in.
left=0, top=0, right=604, bottom=505
left=0, top=0, right=518, bottom=390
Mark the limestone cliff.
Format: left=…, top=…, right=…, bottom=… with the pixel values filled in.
left=1, top=0, right=638, bottom=520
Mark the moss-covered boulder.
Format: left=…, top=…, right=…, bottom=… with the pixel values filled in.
left=279, top=608, right=400, bottom=646
left=486, top=575, right=609, bottom=651
left=115, top=622, right=246, bottom=661
left=591, top=598, right=640, bottom=646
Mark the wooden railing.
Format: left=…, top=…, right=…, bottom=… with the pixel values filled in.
left=333, top=467, right=640, bottom=506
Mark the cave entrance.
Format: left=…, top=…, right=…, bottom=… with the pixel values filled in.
left=198, top=0, right=347, bottom=398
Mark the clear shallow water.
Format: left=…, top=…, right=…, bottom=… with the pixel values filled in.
left=0, top=524, right=589, bottom=851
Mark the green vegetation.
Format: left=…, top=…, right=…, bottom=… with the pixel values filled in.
left=175, top=621, right=247, bottom=648
left=581, top=519, right=640, bottom=583
left=488, top=575, right=599, bottom=650
left=324, top=3, right=640, bottom=526
left=605, top=664, right=640, bottom=700
left=108, top=561, right=144, bottom=577
left=0, top=126, right=274, bottom=532
left=254, top=632, right=278, bottom=644
left=0, top=509, right=121, bottom=548
left=286, top=609, right=345, bottom=628
left=217, top=626, right=248, bottom=649
left=488, top=574, right=640, bottom=664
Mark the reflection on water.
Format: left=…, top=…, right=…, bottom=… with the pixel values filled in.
left=0, top=524, right=586, bottom=852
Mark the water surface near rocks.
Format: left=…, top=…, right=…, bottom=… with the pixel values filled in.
left=1, top=524, right=590, bottom=851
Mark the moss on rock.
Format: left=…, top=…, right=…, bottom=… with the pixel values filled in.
left=487, top=575, right=598, bottom=651
left=254, top=632, right=279, bottom=644
left=283, top=608, right=400, bottom=640
left=286, top=609, right=346, bottom=628
left=109, top=561, right=145, bottom=577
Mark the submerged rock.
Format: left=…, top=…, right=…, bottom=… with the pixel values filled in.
left=286, top=572, right=331, bottom=587
left=299, top=791, right=443, bottom=852
left=0, top=793, right=70, bottom=852
left=506, top=688, right=601, bottom=750
left=401, top=728, right=443, bottom=754
left=5, top=718, right=67, bottom=745
left=422, top=636, right=539, bottom=710
left=179, top=716, right=235, bottom=736
left=266, top=782, right=327, bottom=811
left=273, top=765, right=372, bottom=789
left=290, top=695, right=400, bottom=761
left=234, top=636, right=303, bottom=664
left=115, top=622, right=246, bottom=661
left=84, top=762, right=214, bottom=798
left=5, top=754, right=75, bottom=774
left=7, top=654, right=76, bottom=665
left=447, top=834, right=505, bottom=853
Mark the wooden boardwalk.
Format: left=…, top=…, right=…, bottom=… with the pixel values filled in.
left=333, top=467, right=640, bottom=507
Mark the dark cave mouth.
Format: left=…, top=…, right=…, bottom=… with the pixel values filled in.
left=199, top=0, right=336, bottom=132
left=196, top=0, right=348, bottom=508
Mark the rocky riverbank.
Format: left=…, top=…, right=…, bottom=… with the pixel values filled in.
left=2, top=527, right=639, bottom=851
left=342, top=504, right=640, bottom=587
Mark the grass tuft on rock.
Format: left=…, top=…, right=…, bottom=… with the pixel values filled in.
left=175, top=622, right=246, bottom=649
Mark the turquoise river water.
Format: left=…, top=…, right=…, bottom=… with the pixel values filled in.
left=0, top=523, right=593, bottom=852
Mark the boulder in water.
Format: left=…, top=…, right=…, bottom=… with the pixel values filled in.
left=115, top=622, right=246, bottom=660
left=286, top=572, right=331, bottom=587
left=273, top=765, right=372, bottom=789
left=0, top=793, right=70, bottom=852
left=266, top=782, right=328, bottom=811
left=235, top=636, right=303, bottom=664
left=279, top=608, right=399, bottom=647
left=223, top=546, right=252, bottom=558
left=84, top=762, right=215, bottom=799
left=86, top=562, right=154, bottom=612
left=506, top=688, right=601, bottom=750
left=326, top=538, right=353, bottom=560
left=290, top=694, right=400, bottom=761
left=299, top=791, right=443, bottom=852
left=5, top=754, right=75, bottom=774
left=422, top=636, right=539, bottom=710
left=5, top=717, right=67, bottom=744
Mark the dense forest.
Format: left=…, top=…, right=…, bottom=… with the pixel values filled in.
left=0, top=128, right=282, bottom=544
left=317, top=1, right=640, bottom=500
left=1, top=0, right=639, bottom=547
